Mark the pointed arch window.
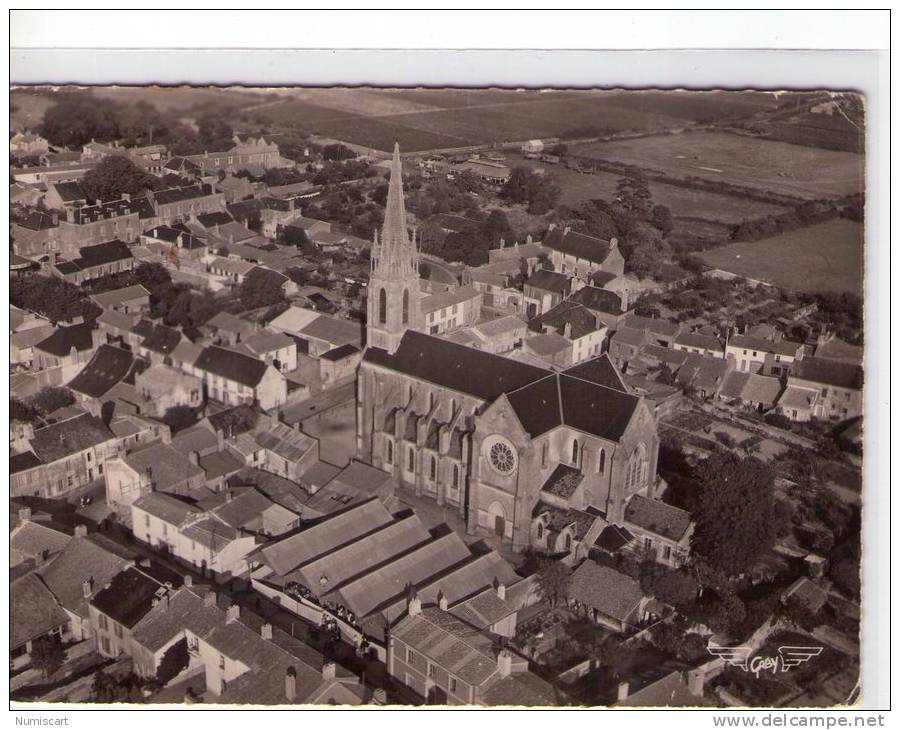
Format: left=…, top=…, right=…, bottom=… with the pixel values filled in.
left=541, top=442, right=548, bottom=468
left=378, top=288, right=387, bottom=324
left=402, top=289, right=410, bottom=324
left=408, top=447, right=415, bottom=472
left=452, top=464, right=459, bottom=489
left=385, top=439, right=393, bottom=465
left=571, top=439, right=580, bottom=466
left=430, top=455, right=437, bottom=480
left=597, top=448, right=606, bottom=474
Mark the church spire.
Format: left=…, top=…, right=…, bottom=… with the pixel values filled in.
left=373, top=142, right=418, bottom=279
left=366, top=142, right=423, bottom=354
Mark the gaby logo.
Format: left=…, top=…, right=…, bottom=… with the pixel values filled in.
left=708, top=645, right=824, bottom=678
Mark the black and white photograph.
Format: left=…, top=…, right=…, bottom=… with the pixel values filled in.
left=7, top=10, right=889, bottom=719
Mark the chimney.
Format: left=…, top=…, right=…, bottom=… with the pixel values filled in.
left=122, top=192, right=130, bottom=202
left=285, top=667, right=297, bottom=702
left=438, top=592, right=448, bottom=611
left=499, top=237, right=505, bottom=250
left=82, top=578, right=93, bottom=599
left=226, top=604, right=240, bottom=623
left=526, top=233, right=533, bottom=245
left=497, top=649, right=512, bottom=678
left=51, top=211, right=59, bottom=225
left=322, top=662, right=337, bottom=681
left=74, top=524, right=88, bottom=538
left=18, top=507, right=32, bottom=523
left=620, top=288, right=629, bottom=312
left=495, top=582, right=506, bottom=601
left=184, top=574, right=193, bottom=588
left=204, top=591, right=216, bottom=607
left=408, top=590, right=422, bottom=617
left=548, top=222, right=556, bottom=232
left=610, top=237, right=618, bottom=250
left=66, top=207, right=75, bottom=223
left=224, top=490, right=233, bottom=503
left=216, top=429, right=225, bottom=451
left=261, top=623, right=273, bottom=640
left=188, top=450, right=199, bottom=466
left=563, top=225, right=571, bottom=235
left=564, top=322, right=572, bottom=339
left=617, top=681, right=630, bottom=701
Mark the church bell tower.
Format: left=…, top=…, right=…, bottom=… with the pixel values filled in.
left=366, top=143, right=423, bottom=353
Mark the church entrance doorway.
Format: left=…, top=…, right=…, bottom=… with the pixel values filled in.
left=494, top=515, right=505, bottom=537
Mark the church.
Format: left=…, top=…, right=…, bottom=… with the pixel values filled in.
left=356, top=145, right=684, bottom=565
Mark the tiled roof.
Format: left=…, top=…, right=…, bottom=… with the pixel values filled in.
left=132, top=492, right=203, bottom=526
left=59, top=240, right=133, bottom=272
left=777, top=385, right=820, bottom=410
left=481, top=671, right=558, bottom=707
left=207, top=311, right=255, bottom=336
left=90, top=564, right=182, bottom=629
left=622, top=314, right=681, bottom=338
left=50, top=181, right=87, bottom=202
left=35, top=322, right=94, bottom=356
left=67, top=344, right=144, bottom=398
left=195, top=346, right=269, bottom=388
left=38, top=534, right=134, bottom=618
left=611, top=326, right=650, bottom=349
left=506, top=372, right=640, bottom=441
left=421, top=285, right=480, bottom=315
left=525, top=332, right=571, bottom=357
left=363, top=331, right=549, bottom=402
left=568, top=560, right=644, bottom=623
left=624, top=495, right=691, bottom=542
left=10, top=520, right=71, bottom=565
left=392, top=606, right=498, bottom=686
left=89, top=284, right=150, bottom=310
left=729, top=334, right=803, bottom=357
left=675, top=331, right=722, bottom=352
left=618, top=670, right=709, bottom=707
left=153, top=183, right=217, bottom=206
left=791, top=356, right=863, bottom=390
left=525, top=268, right=570, bottom=294
left=124, top=443, right=205, bottom=492
left=11, top=574, right=70, bottom=650
left=320, top=343, right=360, bottom=361
left=138, top=323, right=183, bottom=356
left=30, top=413, right=115, bottom=463
left=530, top=300, right=603, bottom=340
left=10, top=450, right=43, bottom=474
left=563, top=354, right=629, bottom=392
left=299, top=315, right=361, bottom=348
left=543, top=227, right=615, bottom=265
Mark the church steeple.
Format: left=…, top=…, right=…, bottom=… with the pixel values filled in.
left=367, top=143, right=423, bottom=353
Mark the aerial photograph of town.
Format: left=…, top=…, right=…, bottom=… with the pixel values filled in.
left=9, top=78, right=867, bottom=709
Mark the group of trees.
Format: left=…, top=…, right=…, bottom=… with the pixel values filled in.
left=80, top=155, right=164, bottom=202
left=10, top=274, right=100, bottom=324
left=237, top=267, right=287, bottom=310
left=428, top=209, right=517, bottom=267
left=501, top=167, right=562, bottom=215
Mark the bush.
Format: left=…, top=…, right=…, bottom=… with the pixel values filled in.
left=764, top=412, right=792, bottom=430
left=714, top=431, right=736, bottom=449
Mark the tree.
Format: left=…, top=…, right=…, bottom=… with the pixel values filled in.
left=690, top=452, right=786, bottom=578
left=31, top=636, right=66, bottom=679
left=616, top=176, right=653, bottom=215
left=322, top=143, right=356, bottom=161
left=11, top=398, right=40, bottom=424
left=81, top=155, right=161, bottom=203
left=535, top=558, right=571, bottom=608
left=482, top=209, right=515, bottom=246
left=29, top=387, right=76, bottom=416
left=39, top=96, right=121, bottom=147
left=196, top=114, right=234, bottom=151
left=10, top=274, right=99, bottom=324
left=238, top=268, right=287, bottom=310
left=90, top=669, right=143, bottom=703
left=650, top=204, right=674, bottom=237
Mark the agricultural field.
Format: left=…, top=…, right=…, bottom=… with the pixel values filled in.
left=508, top=152, right=787, bottom=224
left=571, top=131, right=864, bottom=200
left=243, top=88, right=791, bottom=154
left=698, top=218, right=863, bottom=294
left=91, top=86, right=266, bottom=113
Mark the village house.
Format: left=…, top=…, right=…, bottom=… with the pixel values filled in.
left=719, top=371, right=783, bottom=413
left=149, top=184, right=227, bottom=227
left=186, top=136, right=288, bottom=175
left=127, top=584, right=364, bottom=704
left=389, top=601, right=555, bottom=706
left=205, top=311, right=259, bottom=346
left=130, top=492, right=257, bottom=581
left=568, top=560, right=654, bottom=634
left=11, top=160, right=95, bottom=186
left=240, top=330, right=298, bottom=374
left=568, top=285, right=631, bottom=330
left=528, top=300, right=608, bottom=365
left=673, top=331, right=724, bottom=359
left=141, top=225, right=208, bottom=261
left=726, top=333, right=805, bottom=377
left=194, top=346, right=288, bottom=411
left=11, top=211, right=60, bottom=259
left=452, top=159, right=511, bottom=185
left=44, top=181, right=88, bottom=211
left=444, top=315, right=528, bottom=355
left=89, top=562, right=183, bottom=661
left=66, top=344, right=149, bottom=403
left=10, top=130, right=50, bottom=156
left=105, top=442, right=207, bottom=518
left=215, top=172, right=256, bottom=203
left=33, top=322, right=102, bottom=377
left=523, top=268, right=576, bottom=318
left=133, top=364, right=204, bottom=418
left=775, top=384, right=821, bottom=422
left=10, top=573, right=70, bottom=670
left=787, top=357, right=863, bottom=421
left=51, top=240, right=136, bottom=285
left=35, top=527, right=135, bottom=643
left=542, top=225, right=625, bottom=280
left=90, top=284, right=151, bottom=315
left=422, top=286, right=482, bottom=336
left=521, top=331, right=573, bottom=369
left=10, top=508, right=72, bottom=569
left=57, top=199, right=148, bottom=252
